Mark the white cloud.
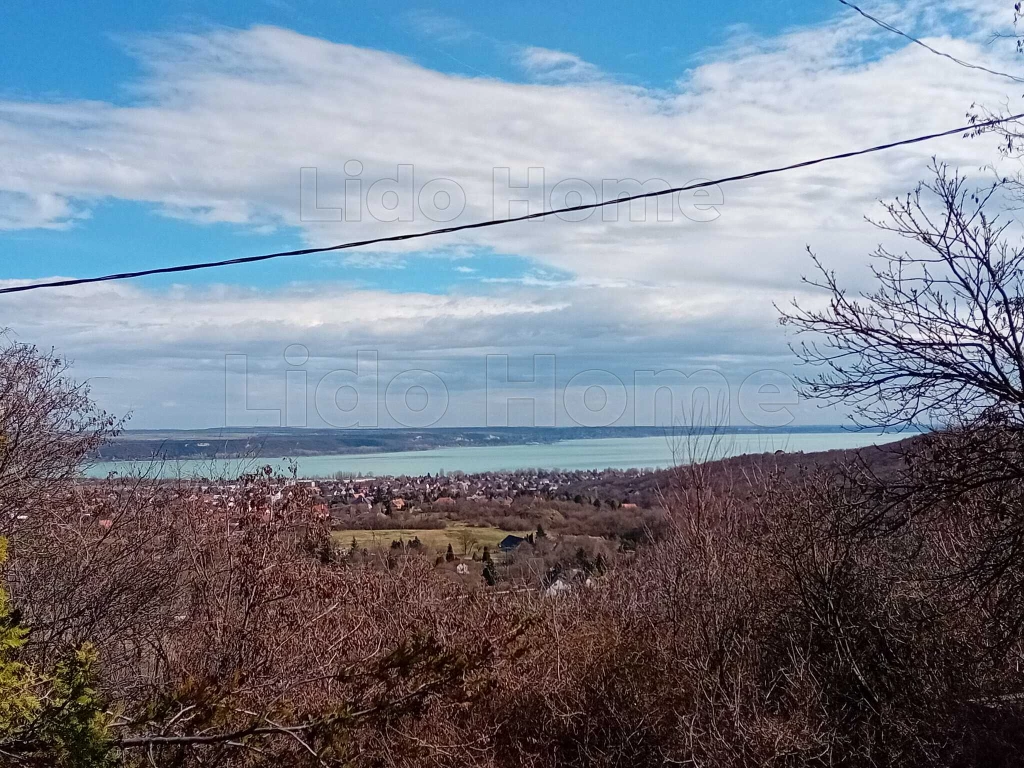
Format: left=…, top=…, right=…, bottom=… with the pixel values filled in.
left=1, top=2, right=1022, bottom=426
left=0, top=13, right=1015, bottom=290
left=0, top=191, right=84, bottom=231
left=0, top=275, right=816, bottom=427
left=515, top=46, right=602, bottom=82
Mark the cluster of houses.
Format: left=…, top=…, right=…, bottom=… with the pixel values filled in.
left=67, top=468, right=647, bottom=600
left=316, top=467, right=653, bottom=515
left=73, top=466, right=654, bottom=536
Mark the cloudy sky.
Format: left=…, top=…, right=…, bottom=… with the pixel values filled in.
left=1, top=0, right=1021, bottom=430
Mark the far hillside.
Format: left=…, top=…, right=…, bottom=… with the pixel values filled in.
left=95, top=424, right=902, bottom=461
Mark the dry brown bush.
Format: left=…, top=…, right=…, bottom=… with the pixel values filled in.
left=3, top=337, right=1024, bottom=766
left=394, top=454, right=1024, bottom=768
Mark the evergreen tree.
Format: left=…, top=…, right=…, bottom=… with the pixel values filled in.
left=482, top=558, right=498, bottom=587
left=317, top=539, right=334, bottom=564
left=445, top=543, right=456, bottom=562
left=0, top=538, right=115, bottom=766
left=0, top=538, right=36, bottom=742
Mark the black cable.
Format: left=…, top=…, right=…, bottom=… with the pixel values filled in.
left=838, top=0, right=1024, bottom=84
left=3, top=111, right=1023, bottom=296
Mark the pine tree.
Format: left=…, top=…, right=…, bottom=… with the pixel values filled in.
left=482, top=558, right=498, bottom=587
left=0, top=538, right=37, bottom=741
left=445, top=543, right=456, bottom=562
left=0, top=538, right=115, bottom=766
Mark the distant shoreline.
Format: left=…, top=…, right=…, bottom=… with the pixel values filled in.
left=94, top=425, right=920, bottom=462
left=85, top=430, right=913, bottom=479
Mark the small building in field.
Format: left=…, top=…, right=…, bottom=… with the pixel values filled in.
left=499, top=534, right=526, bottom=553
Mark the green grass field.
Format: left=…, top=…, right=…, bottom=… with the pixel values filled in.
left=334, top=524, right=530, bottom=557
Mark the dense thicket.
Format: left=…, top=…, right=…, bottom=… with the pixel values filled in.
left=0, top=339, right=1021, bottom=766
left=5, top=144, right=1024, bottom=766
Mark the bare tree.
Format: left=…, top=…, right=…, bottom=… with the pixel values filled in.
left=0, top=335, right=120, bottom=533
left=455, top=527, right=478, bottom=557
left=779, top=163, right=1024, bottom=649
left=781, top=164, right=1024, bottom=430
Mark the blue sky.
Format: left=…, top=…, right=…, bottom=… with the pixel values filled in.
left=0, top=0, right=837, bottom=295
left=0, top=0, right=1018, bottom=428
left=2, top=1, right=835, bottom=97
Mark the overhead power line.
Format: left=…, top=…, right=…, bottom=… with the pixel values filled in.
left=3, top=111, right=1024, bottom=296
left=837, top=0, right=1024, bottom=84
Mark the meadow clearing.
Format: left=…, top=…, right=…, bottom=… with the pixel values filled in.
left=333, top=523, right=532, bottom=557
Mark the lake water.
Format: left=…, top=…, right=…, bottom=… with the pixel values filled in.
left=83, top=431, right=907, bottom=479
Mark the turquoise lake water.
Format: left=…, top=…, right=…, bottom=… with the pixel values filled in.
left=83, top=431, right=907, bottom=479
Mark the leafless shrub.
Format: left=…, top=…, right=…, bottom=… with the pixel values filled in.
left=0, top=335, right=119, bottom=535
